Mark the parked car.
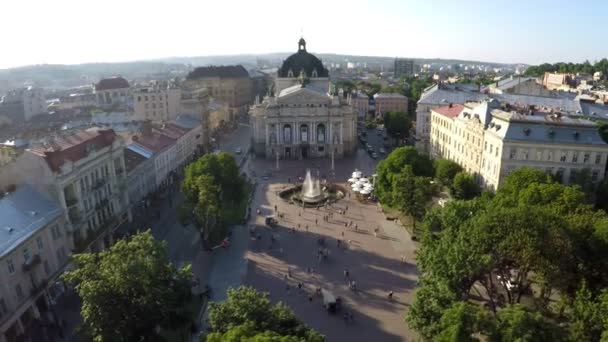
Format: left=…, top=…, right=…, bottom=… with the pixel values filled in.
left=379, top=148, right=386, bottom=154
left=371, top=152, right=378, bottom=159
left=235, top=147, right=242, bottom=154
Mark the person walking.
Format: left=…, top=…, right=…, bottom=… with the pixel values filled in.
left=344, top=269, right=350, bottom=278
left=388, top=291, right=394, bottom=300
left=288, top=267, right=292, bottom=278
left=315, top=218, right=318, bottom=225
left=374, top=227, right=379, bottom=238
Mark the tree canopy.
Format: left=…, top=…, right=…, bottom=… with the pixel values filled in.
left=205, top=286, right=323, bottom=342
left=407, top=168, right=608, bottom=341
left=434, top=159, right=463, bottom=188
left=524, top=59, right=608, bottom=77
left=383, top=111, right=411, bottom=141
left=451, top=172, right=481, bottom=200
left=63, top=231, right=193, bottom=342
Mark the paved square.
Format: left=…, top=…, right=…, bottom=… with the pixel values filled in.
left=243, top=155, right=419, bottom=342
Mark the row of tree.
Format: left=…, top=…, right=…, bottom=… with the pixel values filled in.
left=524, top=59, right=608, bottom=77
left=407, top=168, right=608, bottom=341
left=180, top=152, right=247, bottom=247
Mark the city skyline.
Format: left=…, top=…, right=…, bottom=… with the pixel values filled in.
left=1, top=0, right=607, bottom=69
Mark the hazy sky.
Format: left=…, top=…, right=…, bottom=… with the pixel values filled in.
left=2, top=0, right=607, bottom=69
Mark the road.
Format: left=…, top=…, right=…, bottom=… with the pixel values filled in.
left=218, top=123, right=252, bottom=165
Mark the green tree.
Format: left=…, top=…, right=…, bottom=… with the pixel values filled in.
left=383, top=111, right=410, bottom=143
left=435, top=302, right=494, bottom=342
left=193, top=175, right=223, bottom=246
left=205, top=322, right=303, bottom=342
left=406, top=278, right=459, bottom=339
left=376, top=146, right=433, bottom=205
left=392, top=165, right=433, bottom=230
left=63, top=231, right=193, bottom=342
left=491, top=305, right=564, bottom=342
left=451, top=172, right=480, bottom=200
left=566, top=282, right=608, bottom=341
left=207, top=286, right=323, bottom=342
left=434, top=159, right=463, bottom=188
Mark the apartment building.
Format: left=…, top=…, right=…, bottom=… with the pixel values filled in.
left=373, top=93, right=408, bottom=117
left=430, top=100, right=608, bottom=190
left=124, top=144, right=155, bottom=207
left=0, top=87, right=46, bottom=123
left=350, top=91, right=370, bottom=118
left=94, top=77, right=131, bottom=111
left=184, top=65, right=253, bottom=118
left=0, top=185, right=71, bottom=342
left=132, top=81, right=181, bottom=122
left=394, top=58, right=414, bottom=78
left=131, top=132, right=176, bottom=189
left=0, top=128, right=131, bottom=253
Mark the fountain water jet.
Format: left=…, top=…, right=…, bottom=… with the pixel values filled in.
left=301, top=169, right=324, bottom=202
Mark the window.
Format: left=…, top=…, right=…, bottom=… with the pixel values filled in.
left=523, top=149, right=529, bottom=160
left=536, top=150, right=542, bottom=161
left=15, top=284, right=23, bottom=301
left=23, top=248, right=31, bottom=264
left=560, top=153, right=567, bottom=162
left=572, top=152, right=578, bottom=163
left=490, top=144, right=493, bottom=154
left=547, top=151, right=553, bottom=161
left=556, top=168, right=565, bottom=182
left=56, top=247, right=67, bottom=263
left=596, top=154, right=602, bottom=165
left=569, top=169, right=578, bottom=183
left=584, top=153, right=590, bottom=163
left=0, top=298, right=7, bottom=318
left=51, top=224, right=62, bottom=240
left=43, top=260, right=51, bottom=276
left=7, top=259, right=15, bottom=275
left=592, top=170, right=600, bottom=182
left=509, top=148, right=516, bottom=160
left=36, top=237, right=43, bottom=250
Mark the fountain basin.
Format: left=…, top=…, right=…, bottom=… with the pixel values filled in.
left=279, top=184, right=346, bottom=205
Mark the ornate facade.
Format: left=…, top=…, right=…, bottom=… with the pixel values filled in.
left=251, top=38, right=356, bottom=159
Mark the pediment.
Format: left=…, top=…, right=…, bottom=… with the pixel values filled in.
left=277, top=86, right=330, bottom=105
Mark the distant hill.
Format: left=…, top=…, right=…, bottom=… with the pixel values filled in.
left=0, top=53, right=524, bottom=93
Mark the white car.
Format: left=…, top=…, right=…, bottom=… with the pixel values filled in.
left=235, top=147, right=242, bottom=154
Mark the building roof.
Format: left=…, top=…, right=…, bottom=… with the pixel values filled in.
left=0, top=184, right=63, bottom=258
left=159, top=123, right=189, bottom=139
left=433, top=104, right=465, bottom=118
left=172, top=115, right=201, bottom=129
left=95, top=77, right=130, bottom=91
left=374, top=93, right=408, bottom=99
left=484, top=76, right=536, bottom=91
left=124, top=146, right=150, bottom=174
left=186, top=65, right=249, bottom=80
left=132, top=132, right=175, bottom=154
left=29, top=128, right=118, bottom=172
left=278, top=38, right=329, bottom=78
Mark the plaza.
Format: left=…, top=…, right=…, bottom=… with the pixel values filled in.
left=241, top=153, right=419, bottom=341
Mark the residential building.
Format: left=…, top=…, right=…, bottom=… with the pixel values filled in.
left=373, top=93, right=408, bottom=117
left=132, top=81, right=181, bottom=122
left=180, top=89, right=210, bottom=148
left=0, top=185, right=71, bottom=342
left=349, top=91, right=370, bottom=118
left=483, top=76, right=551, bottom=96
left=184, top=65, right=253, bottom=118
left=542, top=72, right=575, bottom=91
left=0, top=128, right=131, bottom=253
left=430, top=100, right=608, bottom=190
left=57, top=92, right=96, bottom=111
left=124, top=144, right=155, bottom=208
left=94, top=77, right=131, bottom=111
left=131, top=131, right=177, bottom=188
left=394, top=58, right=414, bottom=78
left=250, top=37, right=357, bottom=159
left=171, top=115, right=204, bottom=168
left=0, top=87, right=46, bottom=123
left=207, top=99, right=230, bottom=132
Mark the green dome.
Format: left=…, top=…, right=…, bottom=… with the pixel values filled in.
left=278, top=38, right=328, bottom=78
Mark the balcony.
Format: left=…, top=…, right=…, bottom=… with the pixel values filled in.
left=95, top=198, right=109, bottom=210
left=22, top=254, right=41, bottom=272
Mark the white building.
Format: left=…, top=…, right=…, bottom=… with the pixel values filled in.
left=94, top=77, right=131, bottom=111
left=430, top=100, right=608, bottom=190
left=0, top=185, right=72, bottom=342
left=0, top=128, right=131, bottom=253
left=132, top=82, right=181, bottom=122
left=124, top=144, right=155, bottom=208
left=251, top=38, right=357, bottom=159
left=0, top=87, right=46, bottom=122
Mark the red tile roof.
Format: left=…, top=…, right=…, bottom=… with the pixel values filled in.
left=95, top=77, right=130, bottom=91
left=132, top=132, right=176, bottom=154
left=30, top=128, right=117, bottom=172
left=433, top=104, right=464, bottom=118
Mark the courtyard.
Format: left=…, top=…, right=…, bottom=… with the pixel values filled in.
left=241, top=153, right=419, bottom=341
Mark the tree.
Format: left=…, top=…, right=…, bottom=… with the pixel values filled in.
left=193, top=175, right=223, bottom=247
left=205, top=322, right=303, bottom=342
left=376, top=146, right=433, bottom=205
left=435, top=302, right=494, bottom=342
left=206, top=286, right=323, bottom=342
left=62, top=231, right=193, bottom=342
left=566, top=282, right=608, bottom=341
left=383, top=111, right=410, bottom=143
left=451, top=172, right=480, bottom=200
left=392, top=165, right=433, bottom=230
left=491, top=305, right=565, bottom=342
left=434, top=159, right=463, bottom=188
left=406, top=278, right=459, bottom=339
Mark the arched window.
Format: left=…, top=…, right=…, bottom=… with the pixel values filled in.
left=300, top=124, right=309, bottom=143
left=317, top=124, right=325, bottom=143
left=287, top=69, right=294, bottom=77
left=283, top=124, right=292, bottom=144
left=311, top=69, right=318, bottom=77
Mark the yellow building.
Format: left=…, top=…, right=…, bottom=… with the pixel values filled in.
left=430, top=100, right=608, bottom=190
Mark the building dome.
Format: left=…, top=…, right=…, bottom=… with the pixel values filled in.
left=278, top=38, right=328, bottom=78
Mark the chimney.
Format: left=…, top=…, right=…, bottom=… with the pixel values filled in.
left=448, top=103, right=453, bottom=108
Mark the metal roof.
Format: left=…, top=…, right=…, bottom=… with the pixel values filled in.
left=0, top=185, right=63, bottom=258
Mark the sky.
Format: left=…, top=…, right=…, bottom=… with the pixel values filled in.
left=1, top=0, right=607, bottom=69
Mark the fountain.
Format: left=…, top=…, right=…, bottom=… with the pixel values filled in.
left=279, top=169, right=345, bottom=205
left=301, top=169, right=324, bottom=203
